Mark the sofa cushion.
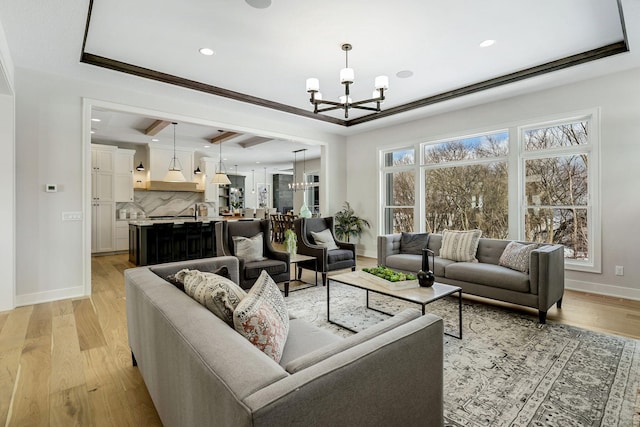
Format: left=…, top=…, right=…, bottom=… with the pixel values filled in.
left=233, top=232, right=267, bottom=262
left=445, top=262, right=530, bottom=293
left=178, top=269, right=247, bottom=326
left=399, top=232, right=429, bottom=255
left=278, top=318, right=342, bottom=368
left=328, top=249, right=354, bottom=263
left=499, top=241, right=538, bottom=273
left=244, top=260, right=287, bottom=280
left=439, top=229, right=482, bottom=262
left=233, top=270, right=290, bottom=362
left=311, top=228, right=339, bottom=250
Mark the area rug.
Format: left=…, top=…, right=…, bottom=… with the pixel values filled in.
left=284, top=281, right=640, bottom=427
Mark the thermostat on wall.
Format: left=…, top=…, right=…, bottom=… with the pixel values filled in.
left=46, top=184, right=58, bottom=192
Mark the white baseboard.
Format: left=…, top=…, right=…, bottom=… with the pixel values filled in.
left=565, top=279, right=640, bottom=301
left=15, top=286, right=87, bottom=307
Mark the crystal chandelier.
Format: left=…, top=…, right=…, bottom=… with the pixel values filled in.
left=306, top=43, right=389, bottom=119
left=289, top=149, right=312, bottom=191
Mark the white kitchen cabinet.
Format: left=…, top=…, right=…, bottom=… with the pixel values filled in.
left=115, top=149, right=135, bottom=202
left=91, top=201, right=115, bottom=253
left=115, top=220, right=129, bottom=251
left=91, top=144, right=115, bottom=202
left=149, top=146, right=194, bottom=182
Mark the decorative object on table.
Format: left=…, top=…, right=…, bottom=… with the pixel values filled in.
left=417, top=248, right=436, bottom=287
left=361, top=266, right=418, bottom=291
left=299, top=203, right=312, bottom=218
left=284, top=229, right=297, bottom=255
left=334, top=201, right=371, bottom=242
left=305, top=43, right=389, bottom=119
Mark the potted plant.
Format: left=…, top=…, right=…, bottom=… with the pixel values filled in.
left=334, top=202, right=371, bottom=242
left=284, top=229, right=297, bottom=254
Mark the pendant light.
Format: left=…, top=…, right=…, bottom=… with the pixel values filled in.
left=163, top=122, right=187, bottom=182
left=251, top=169, right=256, bottom=194
left=136, top=162, right=145, bottom=171
left=211, top=141, right=231, bottom=185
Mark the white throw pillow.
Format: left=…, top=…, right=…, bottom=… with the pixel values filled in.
left=233, top=232, right=267, bottom=262
left=233, top=270, right=289, bottom=362
left=499, top=241, right=538, bottom=273
left=178, top=269, right=247, bottom=326
left=439, top=229, right=482, bottom=262
left=311, top=228, right=339, bottom=250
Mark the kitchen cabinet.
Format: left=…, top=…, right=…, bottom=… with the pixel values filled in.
left=91, top=201, right=115, bottom=253
left=115, top=149, right=135, bottom=202
left=149, top=146, right=194, bottom=182
left=91, top=144, right=115, bottom=202
left=115, top=220, right=129, bottom=251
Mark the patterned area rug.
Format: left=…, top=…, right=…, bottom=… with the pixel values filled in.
left=284, top=281, right=640, bottom=427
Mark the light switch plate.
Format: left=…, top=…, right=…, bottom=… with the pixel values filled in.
left=62, top=212, right=82, bottom=221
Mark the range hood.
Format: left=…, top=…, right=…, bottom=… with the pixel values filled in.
left=146, top=181, right=200, bottom=192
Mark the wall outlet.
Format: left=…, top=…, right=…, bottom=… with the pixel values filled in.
left=62, top=212, right=82, bottom=221
left=615, top=265, right=624, bottom=276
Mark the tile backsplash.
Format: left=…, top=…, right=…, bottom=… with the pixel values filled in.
left=116, top=190, right=216, bottom=218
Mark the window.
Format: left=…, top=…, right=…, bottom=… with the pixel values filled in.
left=522, top=118, right=596, bottom=269
left=423, top=132, right=509, bottom=239
left=382, top=149, right=415, bottom=233
left=379, top=111, right=599, bottom=271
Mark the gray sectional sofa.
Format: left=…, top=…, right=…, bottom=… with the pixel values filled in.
left=378, top=233, right=565, bottom=323
left=125, top=256, right=444, bottom=427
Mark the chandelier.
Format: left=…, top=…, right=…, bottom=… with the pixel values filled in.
left=306, top=43, right=389, bottom=119
left=289, top=148, right=312, bottom=191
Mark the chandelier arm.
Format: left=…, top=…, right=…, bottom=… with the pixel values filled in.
left=315, top=105, right=346, bottom=113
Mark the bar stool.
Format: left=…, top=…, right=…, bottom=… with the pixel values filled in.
left=152, top=223, right=174, bottom=264
left=185, top=222, right=203, bottom=259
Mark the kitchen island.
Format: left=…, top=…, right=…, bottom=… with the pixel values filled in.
left=128, top=217, right=229, bottom=266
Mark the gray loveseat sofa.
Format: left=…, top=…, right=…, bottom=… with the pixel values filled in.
left=378, top=233, right=565, bottom=323
left=125, top=256, right=444, bottom=427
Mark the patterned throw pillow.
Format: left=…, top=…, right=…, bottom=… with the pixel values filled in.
left=499, top=241, right=538, bottom=273
left=177, top=269, right=247, bottom=326
left=439, top=229, right=482, bottom=262
left=311, top=228, right=339, bottom=250
left=233, top=270, right=289, bottom=363
left=233, top=232, right=267, bottom=262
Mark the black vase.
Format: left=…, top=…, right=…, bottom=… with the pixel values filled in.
left=418, top=248, right=435, bottom=287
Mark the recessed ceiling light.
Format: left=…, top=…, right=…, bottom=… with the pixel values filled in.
left=245, top=0, right=271, bottom=8
left=256, top=161, right=261, bottom=164
left=151, top=138, right=159, bottom=142
left=199, top=48, right=215, bottom=56
left=90, top=130, right=95, bottom=134
left=204, top=145, right=211, bottom=148
left=91, top=118, right=101, bottom=122
left=396, top=70, right=414, bottom=79
left=480, top=39, right=496, bottom=48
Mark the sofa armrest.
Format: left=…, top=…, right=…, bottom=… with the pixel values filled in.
left=530, top=244, right=565, bottom=311
left=377, top=233, right=402, bottom=266
left=148, top=256, right=240, bottom=286
left=244, top=314, right=443, bottom=427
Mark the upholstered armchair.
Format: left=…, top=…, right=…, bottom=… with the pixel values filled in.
left=293, top=217, right=356, bottom=286
left=215, top=220, right=290, bottom=292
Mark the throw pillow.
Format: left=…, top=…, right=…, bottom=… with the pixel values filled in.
left=310, top=228, right=339, bottom=250
left=499, top=241, right=538, bottom=273
left=233, top=270, right=289, bottom=363
left=399, top=232, right=430, bottom=255
left=439, top=229, right=482, bottom=262
left=178, top=269, right=247, bottom=326
left=166, top=266, right=230, bottom=292
left=233, top=232, right=267, bottom=262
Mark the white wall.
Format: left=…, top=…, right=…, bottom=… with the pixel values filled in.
left=14, top=67, right=347, bottom=305
left=0, top=16, right=15, bottom=312
left=346, top=67, right=640, bottom=301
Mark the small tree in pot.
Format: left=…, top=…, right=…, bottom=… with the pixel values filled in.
left=334, top=202, right=371, bottom=243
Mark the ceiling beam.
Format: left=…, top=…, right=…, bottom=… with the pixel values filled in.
left=210, top=131, right=238, bottom=144
left=239, top=137, right=271, bottom=148
left=145, top=120, right=170, bottom=136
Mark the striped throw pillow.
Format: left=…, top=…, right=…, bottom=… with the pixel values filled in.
left=439, top=229, right=482, bottom=262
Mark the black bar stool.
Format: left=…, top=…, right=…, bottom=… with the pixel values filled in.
left=185, top=222, right=203, bottom=259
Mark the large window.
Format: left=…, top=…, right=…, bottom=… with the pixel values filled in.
left=522, top=119, right=594, bottom=266
left=380, top=111, right=599, bottom=271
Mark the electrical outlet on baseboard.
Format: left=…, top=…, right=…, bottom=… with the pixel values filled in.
left=614, top=265, right=624, bottom=276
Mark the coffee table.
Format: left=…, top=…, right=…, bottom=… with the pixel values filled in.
left=328, top=270, right=462, bottom=338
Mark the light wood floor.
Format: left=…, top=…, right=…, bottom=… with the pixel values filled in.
left=1, top=253, right=639, bottom=426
